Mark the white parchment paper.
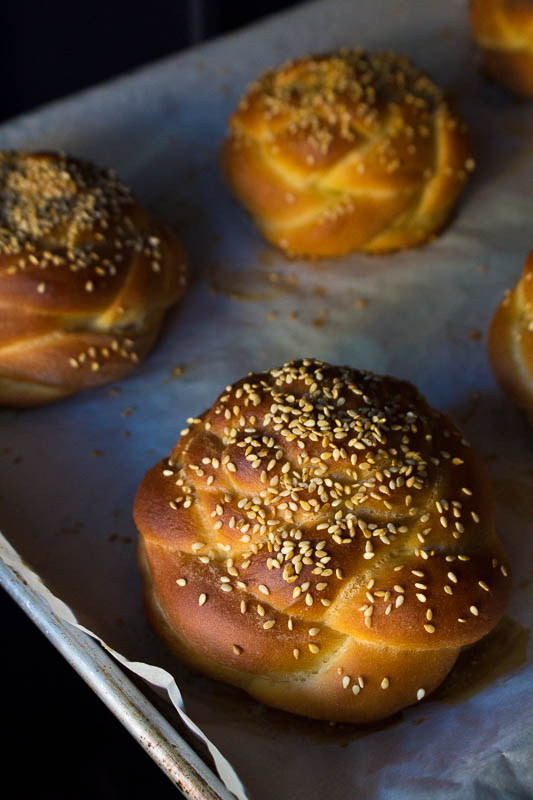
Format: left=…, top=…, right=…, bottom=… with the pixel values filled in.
left=0, top=1, right=532, bottom=797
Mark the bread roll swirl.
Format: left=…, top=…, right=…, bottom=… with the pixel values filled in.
left=488, top=249, right=533, bottom=419
left=470, top=0, right=533, bottom=97
left=134, top=359, right=510, bottom=722
left=222, top=50, right=473, bottom=257
left=0, top=151, right=188, bottom=405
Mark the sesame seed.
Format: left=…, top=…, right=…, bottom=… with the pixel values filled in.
left=198, top=593, right=207, bottom=606
left=416, top=688, right=425, bottom=701
left=176, top=578, right=187, bottom=587
left=381, top=677, right=390, bottom=689
left=258, top=584, right=270, bottom=595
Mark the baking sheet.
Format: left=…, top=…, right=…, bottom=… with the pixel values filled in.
left=1, top=0, right=533, bottom=797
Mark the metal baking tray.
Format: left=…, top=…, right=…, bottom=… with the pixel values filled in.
left=1, top=1, right=532, bottom=798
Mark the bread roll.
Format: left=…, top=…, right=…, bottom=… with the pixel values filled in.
left=134, top=359, right=510, bottom=723
left=488, top=249, right=533, bottom=419
left=0, top=151, right=188, bottom=406
left=221, top=50, right=473, bottom=257
left=470, top=0, right=533, bottom=96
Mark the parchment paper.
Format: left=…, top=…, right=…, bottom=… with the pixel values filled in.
left=1, top=0, right=532, bottom=797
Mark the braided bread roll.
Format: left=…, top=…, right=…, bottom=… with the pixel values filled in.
left=0, top=152, right=188, bottom=406
left=134, top=359, right=510, bottom=723
left=221, top=50, right=473, bottom=258
left=488, top=250, right=533, bottom=420
left=470, top=0, right=533, bottom=97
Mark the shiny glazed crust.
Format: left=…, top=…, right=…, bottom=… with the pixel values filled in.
left=488, top=250, right=533, bottom=416
left=134, top=359, right=510, bottom=723
left=0, top=151, right=188, bottom=406
left=221, top=50, right=473, bottom=257
left=470, top=0, right=533, bottom=96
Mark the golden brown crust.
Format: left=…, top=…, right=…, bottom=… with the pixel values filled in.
left=0, top=151, right=188, bottom=406
left=488, top=250, right=533, bottom=414
left=221, top=50, right=473, bottom=257
left=470, top=0, right=533, bottom=96
left=134, top=359, right=511, bottom=722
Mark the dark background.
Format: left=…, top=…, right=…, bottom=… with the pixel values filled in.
left=1, top=2, right=298, bottom=798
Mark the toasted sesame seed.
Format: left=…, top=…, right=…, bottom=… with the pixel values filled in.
left=176, top=578, right=187, bottom=587
left=381, top=677, right=390, bottom=689
left=198, top=593, right=207, bottom=606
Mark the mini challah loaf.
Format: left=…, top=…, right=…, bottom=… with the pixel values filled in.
left=470, top=0, right=533, bottom=97
left=134, top=359, right=510, bottom=723
left=0, top=151, right=188, bottom=406
left=488, top=250, right=533, bottom=419
left=221, top=50, right=473, bottom=257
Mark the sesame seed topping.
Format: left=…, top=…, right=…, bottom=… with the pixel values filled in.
left=198, top=593, right=207, bottom=606
left=416, top=688, right=425, bottom=701
left=163, top=359, right=494, bottom=670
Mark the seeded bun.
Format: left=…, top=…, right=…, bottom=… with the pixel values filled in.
left=134, top=359, right=510, bottom=723
left=221, top=50, right=473, bottom=258
left=488, top=249, right=533, bottom=420
left=0, top=151, right=188, bottom=406
left=470, top=0, right=533, bottom=97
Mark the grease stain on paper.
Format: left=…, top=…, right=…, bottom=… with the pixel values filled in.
left=208, top=262, right=300, bottom=301
left=434, top=616, right=529, bottom=705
